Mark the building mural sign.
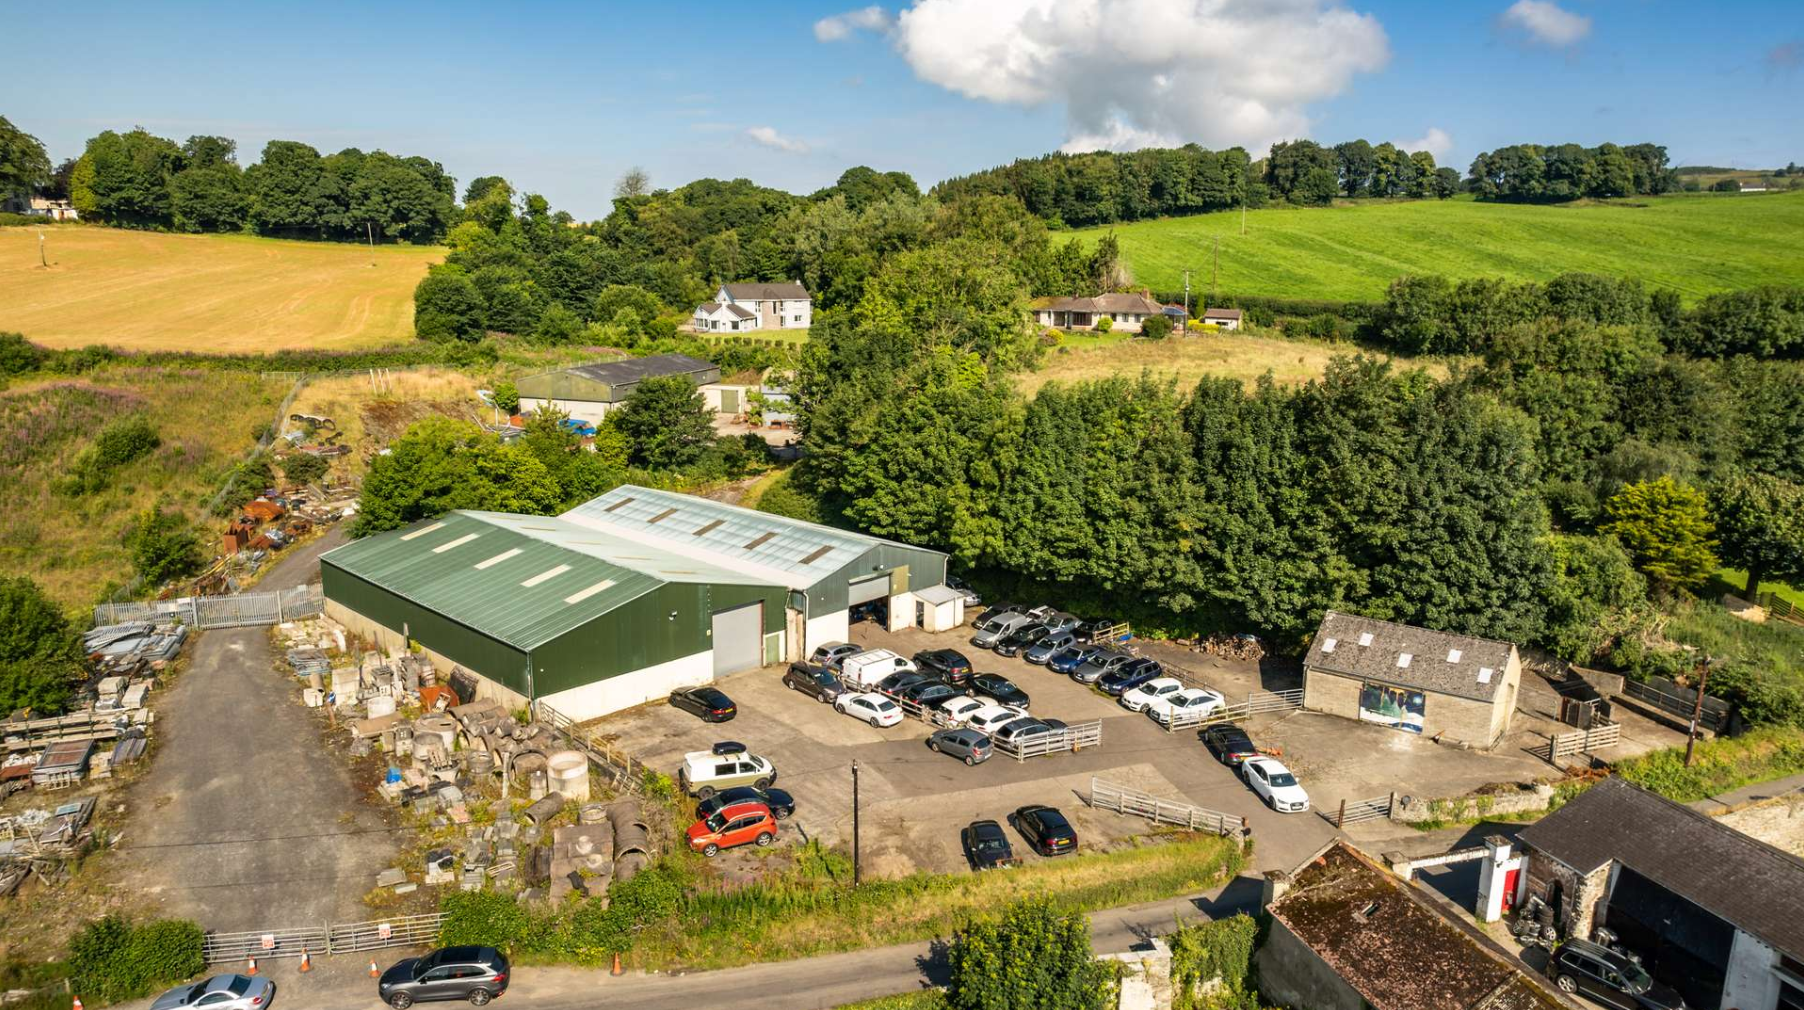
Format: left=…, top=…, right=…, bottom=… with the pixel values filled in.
left=1359, top=681, right=1426, bottom=733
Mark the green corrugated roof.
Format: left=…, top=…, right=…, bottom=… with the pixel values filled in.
left=321, top=511, right=779, bottom=650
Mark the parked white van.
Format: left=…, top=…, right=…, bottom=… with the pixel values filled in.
left=971, top=612, right=1034, bottom=650
left=839, top=648, right=917, bottom=690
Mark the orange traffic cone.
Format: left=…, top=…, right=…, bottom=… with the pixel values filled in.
left=610, top=952, right=623, bottom=977
left=299, top=948, right=312, bottom=973
left=72, top=999, right=84, bottom=1010
left=370, top=959, right=381, bottom=978
left=246, top=956, right=258, bottom=976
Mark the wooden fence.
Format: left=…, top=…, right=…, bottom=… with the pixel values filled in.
left=1622, top=677, right=1732, bottom=733
left=1326, top=793, right=1395, bottom=828
left=533, top=699, right=647, bottom=793
left=1543, top=721, right=1623, bottom=763
left=1758, top=591, right=1804, bottom=627
left=202, top=913, right=445, bottom=964
left=1088, top=777, right=1246, bottom=837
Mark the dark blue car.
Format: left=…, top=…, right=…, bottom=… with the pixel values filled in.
left=1099, top=658, right=1163, bottom=696
left=1047, top=645, right=1103, bottom=675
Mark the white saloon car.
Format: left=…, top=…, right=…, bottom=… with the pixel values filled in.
left=1146, top=688, right=1225, bottom=726
left=835, top=691, right=904, bottom=728
left=1241, top=756, right=1310, bottom=813
left=964, top=704, right=1030, bottom=736
left=1120, top=676, right=1184, bottom=713
left=932, top=695, right=988, bottom=728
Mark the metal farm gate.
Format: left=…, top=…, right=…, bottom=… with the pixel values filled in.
left=93, top=585, right=324, bottom=630
left=1326, top=793, right=1396, bottom=828
left=202, top=913, right=445, bottom=964
left=994, top=719, right=1102, bottom=760
left=1088, top=777, right=1246, bottom=837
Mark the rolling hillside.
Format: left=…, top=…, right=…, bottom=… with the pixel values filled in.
left=1074, top=191, right=1804, bottom=304
left=0, top=227, right=442, bottom=352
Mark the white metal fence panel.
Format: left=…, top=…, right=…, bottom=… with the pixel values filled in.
left=93, top=585, right=324, bottom=630
left=1089, top=777, right=1245, bottom=836
left=202, top=913, right=445, bottom=964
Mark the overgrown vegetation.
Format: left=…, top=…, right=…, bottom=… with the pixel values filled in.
left=945, top=897, right=1114, bottom=1010
left=0, top=575, right=84, bottom=714
left=66, top=915, right=205, bottom=1006
left=1169, top=914, right=1271, bottom=1010
left=1615, top=726, right=1804, bottom=802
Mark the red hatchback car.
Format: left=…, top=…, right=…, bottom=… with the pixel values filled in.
left=686, top=800, right=778, bottom=857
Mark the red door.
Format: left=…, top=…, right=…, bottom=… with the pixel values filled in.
left=1502, top=868, right=1521, bottom=911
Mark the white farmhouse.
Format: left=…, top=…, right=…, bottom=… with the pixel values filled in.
left=692, top=281, right=812, bottom=333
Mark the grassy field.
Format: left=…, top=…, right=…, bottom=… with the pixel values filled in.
left=1018, top=329, right=1447, bottom=396
left=0, top=366, right=289, bottom=611
left=0, top=226, right=441, bottom=352
left=1075, top=191, right=1804, bottom=303
left=1715, top=569, right=1804, bottom=608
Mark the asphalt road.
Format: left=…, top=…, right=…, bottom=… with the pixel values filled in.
left=112, top=529, right=397, bottom=933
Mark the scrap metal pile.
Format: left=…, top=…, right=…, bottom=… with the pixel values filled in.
left=0, top=798, right=97, bottom=896
left=276, top=617, right=647, bottom=903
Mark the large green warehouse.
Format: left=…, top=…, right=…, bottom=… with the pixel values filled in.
left=320, top=486, right=951, bottom=719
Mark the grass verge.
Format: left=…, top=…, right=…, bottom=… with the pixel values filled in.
left=836, top=992, right=945, bottom=1010
left=632, top=832, right=1246, bottom=972
left=1614, top=726, right=1804, bottom=803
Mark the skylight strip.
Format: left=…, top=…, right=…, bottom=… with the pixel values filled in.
left=563, top=579, right=617, bottom=604
left=432, top=533, right=480, bottom=553
left=521, top=564, right=572, bottom=587
left=473, top=548, right=522, bottom=570
left=400, top=522, right=446, bottom=541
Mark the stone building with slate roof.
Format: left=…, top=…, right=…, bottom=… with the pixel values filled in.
left=515, top=353, right=729, bottom=424
left=1517, top=777, right=1804, bottom=1010
left=1302, top=611, right=1523, bottom=749
left=1259, top=840, right=1569, bottom=1010
left=321, top=486, right=947, bottom=720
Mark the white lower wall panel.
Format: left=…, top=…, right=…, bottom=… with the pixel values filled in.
left=538, top=650, right=714, bottom=721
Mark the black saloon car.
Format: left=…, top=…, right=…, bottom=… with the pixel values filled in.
left=993, top=623, right=1051, bottom=658
left=1545, top=939, right=1687, bottom=1009
left=1201, top=723, right=1259, bottom=766
left=782, top=662, right=844, bottom=703
left=1011, top=804, right=1078, bottom=856
left=378, top=946, right=509, bottom=1007
left=1074, top=618, right=1122, bottom=644
left=969, top=673, right=1030, bottom=710
left=668, top=686, right=737, bottom=722
left=914, top=648, right=974, bottom=685
left=696, top=785, right=796, bottom=821
left=961, top=818, right=1016, bottom=869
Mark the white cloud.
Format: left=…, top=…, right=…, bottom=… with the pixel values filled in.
left=815, top=5, right=894, bottom=42
left=1395, top=127, right=1453, bottom=159
left=1500, top=0, right=1591, bottom=47
left=889, top=0, right=1390, bottom=155
left=746, top=126, right=809, bottom=153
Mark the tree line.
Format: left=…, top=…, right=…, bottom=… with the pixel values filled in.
left=785, top=237, right=1804, bottom=723
left=412, top=168, right=1117, bottom=343
left=1466, top=142, right=1675, bottom=202
left=22, top=123, right=458, bottom=241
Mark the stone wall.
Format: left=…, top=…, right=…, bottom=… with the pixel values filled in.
left=1392, top=783, right=1557, bottom=824
left=1304, top=668, right=1506, bottom=749
left=1522, top=850, right=1612, bottom=938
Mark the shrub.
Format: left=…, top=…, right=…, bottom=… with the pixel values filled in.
left=755, top=471, right=827, bottom=524
left=1169, top=914, right=1262, bottom=1010
left=946, top=896, right=1113, bottom=1010
left=124, top=508, right=203, bottom=586
left=280, top=451, right=330, bottom=486
left=1094, top=315, right=1113, bottom=334
left=492, top=380, right=520, bottom=416
left=0, top=331, right=48, bottom=375
left=1616, top=726, right=1804, bottom=801
left=439, top=890, right=531, bottom=951
left=1140, top=314, right=1174, bottom=340
left=60, top=415, right=161, bottom=495
left=67, top=915, right=204, bottom=1005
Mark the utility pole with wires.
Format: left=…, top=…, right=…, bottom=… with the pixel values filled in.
left=1684, top=655, right=1714, bottom=768
left=851, top=760, right=862, bottom=886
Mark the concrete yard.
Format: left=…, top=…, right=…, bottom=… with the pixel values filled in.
left=110, top=529, right=400, bottom=933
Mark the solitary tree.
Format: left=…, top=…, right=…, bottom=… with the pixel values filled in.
left=1601, top=477, right=1719, bottom=592
left=492, top=380, right=520, bottom=416
left=614, top=166, right=651, bottom=199
left=610, top=375, right=716, bottom=469
left=125, top=508, right=204, bottom=586
left=945, top=896, right=1113, bottom=1010
left=0, top=575, right=82, bottom=715
left=1710, top=473, right=1804, bottom=599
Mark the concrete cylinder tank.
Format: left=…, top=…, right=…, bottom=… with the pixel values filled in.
left=414, top=714, right=458, bottom=753
left=547, top=750, right=591, bottom=802
left=365, top=694, right=397, bottom=719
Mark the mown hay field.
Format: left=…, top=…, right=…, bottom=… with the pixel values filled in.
left=1075, top=190, right=1804, bottom=303
left=0, top=226, right=442, bottom=353
left=1019, top=329, right=1448, bottom=396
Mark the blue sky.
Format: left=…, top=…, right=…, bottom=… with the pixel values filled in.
left=3, top=0, right=1799, bottom=219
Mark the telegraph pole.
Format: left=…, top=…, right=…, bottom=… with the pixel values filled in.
left=851, top=760, right=862, bottom=886
left=1183, top=270, right=1190, bottom=317
left=37, top=231, right=47, bottom=268
left=1684, top=656, right=1712, bottom=768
